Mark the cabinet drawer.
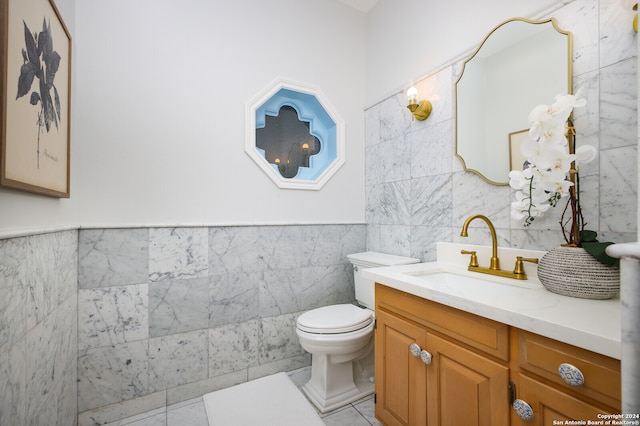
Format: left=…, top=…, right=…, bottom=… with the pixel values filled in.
left=376, top=284, right=509, bottom=361
left=516, top=374, right=616, bottom=425
left=518, top=330, right=621, bottom=410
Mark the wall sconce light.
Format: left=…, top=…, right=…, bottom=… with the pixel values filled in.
left=624, top=0, right=638, bottom=31
left=406, top=87, right=432, bottom=121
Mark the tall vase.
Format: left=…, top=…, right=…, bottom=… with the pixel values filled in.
left=537, top=246, right=620, bottom=300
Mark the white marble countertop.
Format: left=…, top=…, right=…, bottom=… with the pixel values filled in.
left=364, top=242, right=621, bottom=360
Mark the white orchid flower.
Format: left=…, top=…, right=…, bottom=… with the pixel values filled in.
left=553, top=89, right=587, bottom=112
left=533, top=146, right=574, bottom=173
left=510, top=90, right=594, bottom=229
left=508, top=169, right=531, bottom=190
left=575, top=144, right=597, bottom=166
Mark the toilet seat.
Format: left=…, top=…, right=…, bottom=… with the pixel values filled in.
left=297, top=304, right=373, bottom=334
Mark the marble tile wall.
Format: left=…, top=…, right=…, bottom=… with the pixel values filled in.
left=365, top=0, right=638, bottom=260
left=76, top=224, right=365, bottom=424
left=0, top=230, right=78, bottom=426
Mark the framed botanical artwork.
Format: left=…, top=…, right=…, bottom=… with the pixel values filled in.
left=509, top=129, right=529, bottom=172
left=0, top=0, right=71, bottom=197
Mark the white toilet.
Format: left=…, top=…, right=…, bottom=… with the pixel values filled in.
left=296, top=251, right=420, bottom=413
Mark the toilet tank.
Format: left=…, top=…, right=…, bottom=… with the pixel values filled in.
left=347, top=252, right=420, bottom=310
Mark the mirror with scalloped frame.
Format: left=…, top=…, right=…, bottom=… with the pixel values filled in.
left=455, top=17, right=572, bottom=185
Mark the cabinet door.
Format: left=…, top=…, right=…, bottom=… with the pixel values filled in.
left=375, top=309, right=428, bottom=426
left=426, top=333, right=510, bottom=426
left=514, top=374, right=615, bottom=426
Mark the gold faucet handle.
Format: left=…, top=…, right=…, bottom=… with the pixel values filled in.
left=461, top=250, right=479, bottom=267
left=513, top=256, right=539, bottom=275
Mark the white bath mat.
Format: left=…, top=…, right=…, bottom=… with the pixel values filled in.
left=202, top=372, right=325, bottom=426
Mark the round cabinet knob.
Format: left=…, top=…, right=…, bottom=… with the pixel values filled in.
left=558, top=363, right=585, bottom=386
left=420, top=350, right=432, bottom=365
left=512, top=399, right=534, bottom=421
left=409, top=343, right=422, bottom=357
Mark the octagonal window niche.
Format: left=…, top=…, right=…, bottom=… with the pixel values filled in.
left=245, top=78, right=345, bottom=190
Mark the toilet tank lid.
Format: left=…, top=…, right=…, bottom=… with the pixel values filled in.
left=347, top=251, right=420, bottom=268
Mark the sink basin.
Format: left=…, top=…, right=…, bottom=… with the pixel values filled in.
left=402, top=266, right=541, bottom=290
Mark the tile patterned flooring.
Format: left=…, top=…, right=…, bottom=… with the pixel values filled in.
left=104, top=367, right=382, bottom=426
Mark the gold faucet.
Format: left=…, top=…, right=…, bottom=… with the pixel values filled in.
left=460, top=214, right=538, bottom=280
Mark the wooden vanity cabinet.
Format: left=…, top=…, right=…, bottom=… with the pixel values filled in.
left=374, top=284, right=622, bottom=426
left=375, top=284, right=510, bottom=426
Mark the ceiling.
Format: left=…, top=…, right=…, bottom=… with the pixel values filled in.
left=337, top=0, right=378, bottom=13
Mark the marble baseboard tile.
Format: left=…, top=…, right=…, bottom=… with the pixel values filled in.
left=77, top=390, right=166, bottom=426
left=247, top=353, right=311, bottom=381
left=104, top=407, right=165, bottom=426
left=165, top=369, right=247, bottom=406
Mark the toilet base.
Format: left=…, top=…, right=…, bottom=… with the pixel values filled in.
left=302, top=375, right=374, bottom=414
left=300, top=350, right=375, bottom=413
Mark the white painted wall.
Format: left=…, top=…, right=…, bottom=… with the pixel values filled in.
left=72, top=0, right=366, bottom=227
left=365, top=0, right=566, bottom=105
left=0, top=0, right=367, bottom=232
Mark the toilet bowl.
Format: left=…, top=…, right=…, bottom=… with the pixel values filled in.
left=295, top=252, right=420, bottom=413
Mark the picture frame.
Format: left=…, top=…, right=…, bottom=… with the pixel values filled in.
left=0, top=0, right=71, bottom=197
left=509, top=129, right=529, bottom=171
